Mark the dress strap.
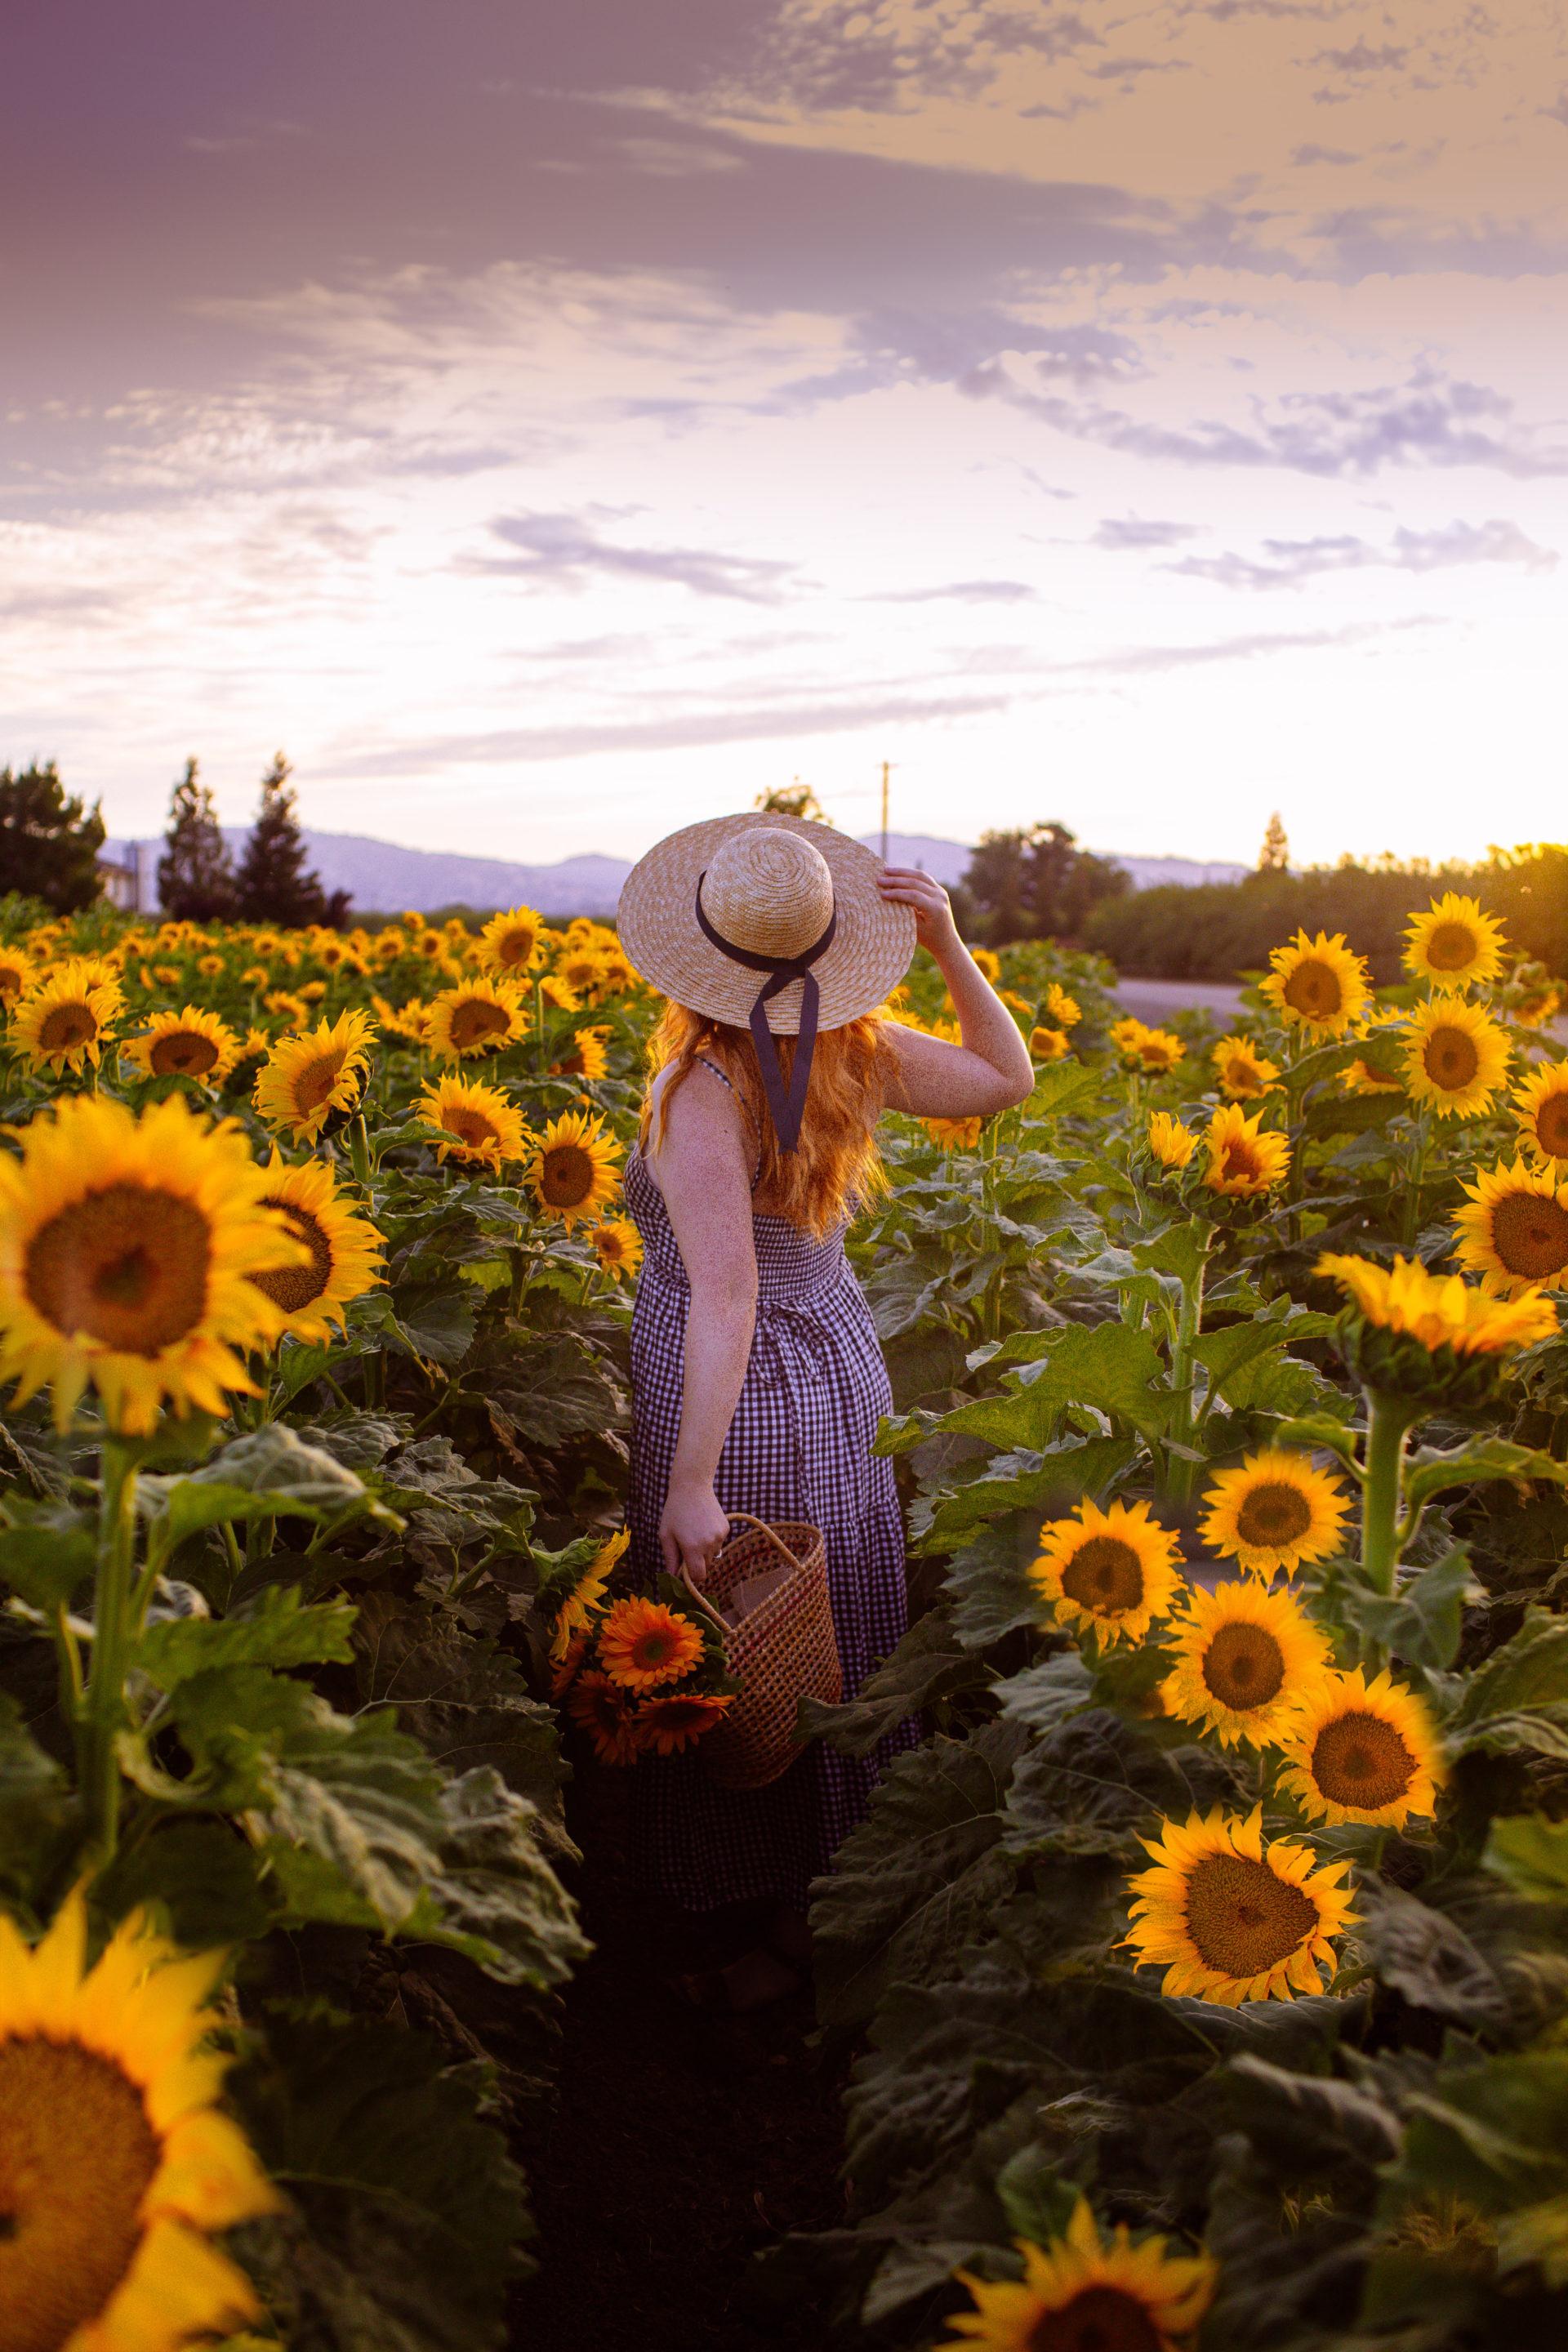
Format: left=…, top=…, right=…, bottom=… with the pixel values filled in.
left=697, top=1055, right=764, bottom=1190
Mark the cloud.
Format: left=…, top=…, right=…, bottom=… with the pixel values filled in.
left=1048, top=617, right=1436, bottom=675
left=865, top=579, right=1036, bottom=603
left=1168, top=518, right=1558, bottom=589
left=330, top=690, right=1010, bottom=772
left=1290, top=143, right=1360, bottom=165
left=1091, top=515, right=1200, bottom=550
left=468, top=511, right=800, bottom=602
left=960, top=364, right=1568, bottom=479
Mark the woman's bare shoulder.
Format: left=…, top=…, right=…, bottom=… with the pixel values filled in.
left=645, top=1060, right=752, bottom=1187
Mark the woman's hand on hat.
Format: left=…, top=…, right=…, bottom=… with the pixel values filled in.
left=659, top=1474, right=731, bottom=1586
left=878, top=866, right=960, bottom=958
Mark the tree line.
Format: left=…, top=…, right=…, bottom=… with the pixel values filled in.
left=0, top=755, right=348, bottom=924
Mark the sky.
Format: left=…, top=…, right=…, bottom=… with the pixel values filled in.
left=4, top=0, right=1566, bottom=871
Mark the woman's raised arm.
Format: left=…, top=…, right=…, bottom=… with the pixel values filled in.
left=646, top=1064, right=759, bottom=1584
left=874, top=867, right=1035, bottom=1118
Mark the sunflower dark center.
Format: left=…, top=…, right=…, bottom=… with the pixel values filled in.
left=1425, top=922, right=1479, bottom=972
left=1202, top=1621, right=1285, bottom=1708
left=1235, top=1481, right=1313, bottom=1550
left=0, top=2038, right=160, bottom=2352
left=25, top=1184, right=211, bottom=1354
left=1535, top=1093, right=1568, bottom=1158
left=149, top=1030, right=219, bottom=1076
left=1224, top=1058, right=1260, bottom=1090
left=37, top=1004, right=96, bottom=1051
left=449, top=999, right=510, bottom=1050
left=554, top=1049, right=586, bottom=1076
left=1061, top=1535, right=1145, bottom=1615
left=1183, top=1853, right=1317, bottom=1980
left=541, top=1143, right=596, bottom=1208
left=1025, top=2282, right=1167, bottom=2352
left=1283, top=960, right=1341, bottom=1017
left=290, top=1049, right=351, bottom=1115
left=446, top=1107, right=500, bottom=1151
left=1423, top=1027, right=1479, bottom=1089
left=1220, top=1143, right=1258, bottom=1183
left=497, top=929, right=534, bottom=966
left=0, top=970, right=24, bottom=1002
left=1311, top=1709, right=1415, bottom=1810
left=1490, top=1190, right=1568, bottom=1280
left=250, top=1200, right=332, bottom=1313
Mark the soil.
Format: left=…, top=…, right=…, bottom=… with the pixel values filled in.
left=510, top=1757, right=849, bottom=2352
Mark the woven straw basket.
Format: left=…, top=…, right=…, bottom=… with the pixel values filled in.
left=681, top=1515, right=842, bottom=1790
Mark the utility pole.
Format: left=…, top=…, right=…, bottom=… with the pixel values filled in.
left=879, top=760, right=892, bottom=864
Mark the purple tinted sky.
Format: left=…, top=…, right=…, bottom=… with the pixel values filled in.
left=5, top=0, right=1567, bottom=862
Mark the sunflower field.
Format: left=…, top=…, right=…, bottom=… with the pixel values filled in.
left=2, top=884, right=1568, bottom=2352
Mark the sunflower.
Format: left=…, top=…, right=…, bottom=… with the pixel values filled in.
left=1316, top=1250, right=1560, bottom=1359
left=0, top=1892, right=279, bottom=2352
left=9, top=958, right=125, bottom=1073
left=1277, top=1667, right=1444, bottom=1829
left=539, top=973, right=581, bottom=1015
left=0, top=943, right=35, bottom=1004
left=1402, top=996, right=1511, bottom=1119
left=1512, top=1059, right=1568, bottom=1169
left=195, top=952, right=225, bottom=979
left=253, top=1009, right=376, bottom=1144
left=1341, top=1058, right=1404, bottom=1098
left=1403, top=893, right=1507, bottom=993
left=1260, top=930, right=1371, bottom=1037
left=550, top=1026, right=610, bottom=1083
left=1030, top=1499, right=1184, bottom=1647
left=1211, top=1034, right=1280, bottom=1101
left=1109, top=1018, right=1183, bottom=1073
left=372, top=929, right=407, bottom=964
left=638, top=1691, right=735, bottom=1757
left=0, top=1092, right=302, bottom=1432
left=239, top=963, right=270, bottom=990
left=1515, top=984, right=1562, bottom=1028
left=425, top=977, right=529, bottom=1062
left=596, top=1597, right=704, bottom=1692
left=542, top=1530, right=630, bottom=1672
left=1147, top=1111, right=1196, bottom=1170
left=417, top=1074, right=528, bottom=1171
left=1125, top=1805, right=1356, bottom=2005
left=555, top=947, right=609, bottom=1000
left=590, top=1217, right=644, bottom=1282
left=262, top=991, right=308, bottom=1026
left=153, top=964, right=184, bottom=990
left=943, top=2199, right=1215, bottom=2352
left=528, top=1111, right=623, bottom=1228
left=477, top=905, right=546, bottom=978
left=1452, top=1157, right=1568, bottom=1295
left=1164, top=1579, right=1331, bottom=1747
left=247, top=1151, right=385, bottom=1342
left=121, top=1006, right=240, bottom=1086
left=1044, top=982, right=1081, bottom=1029
left=566, top=1671, right=644, bottom=1766
left=925, top=1116, right=984, bottom=1149
left=1199, top=1449, right=1350, bottom=1580
left=1202, top=1104, right=1290, bottom=1198
left=1028, top=1025, right=1070, bottom=1063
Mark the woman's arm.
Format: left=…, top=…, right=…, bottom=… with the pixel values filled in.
left=647, top=1066, right=759, bottom=1584
left=875, top=867, right=1035, bottom=1117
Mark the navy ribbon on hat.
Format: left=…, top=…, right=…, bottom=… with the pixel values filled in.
left=694, top=871, right=836, bottom=1153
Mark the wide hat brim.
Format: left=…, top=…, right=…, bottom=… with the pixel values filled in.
left=617, top=812, right=916, bottom=1036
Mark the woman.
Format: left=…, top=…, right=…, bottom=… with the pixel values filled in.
left=615, top=813, right=1033, bottom=2007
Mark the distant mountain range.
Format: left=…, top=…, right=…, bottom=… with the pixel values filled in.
left=101, top=827, right=1246, bottom=918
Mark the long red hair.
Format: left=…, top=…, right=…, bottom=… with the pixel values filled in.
left=641, top=1001, right=896, bottom=1237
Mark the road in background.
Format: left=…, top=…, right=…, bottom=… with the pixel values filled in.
left=1110, top=975, right=1568, bottom=1044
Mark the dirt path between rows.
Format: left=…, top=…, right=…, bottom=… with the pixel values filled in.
left=511, top=1763, right=847, bottom=2352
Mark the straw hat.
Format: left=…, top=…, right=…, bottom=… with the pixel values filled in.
left=617, top=813, right=915, bottom=1036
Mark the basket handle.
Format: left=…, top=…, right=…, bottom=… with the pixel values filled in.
left=719, top=1512, right=806, bottom=1573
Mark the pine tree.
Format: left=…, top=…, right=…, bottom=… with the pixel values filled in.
left=234, top=753, right=334, bottom=927
left=0, top=762, right=106, bottom=913
left=157, top=759, right=237, bottom=920
left=1258, top=812, right=1290, bottom=872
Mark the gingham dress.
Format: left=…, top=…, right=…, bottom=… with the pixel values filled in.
left=625, top=1065, right=913, bottom=1913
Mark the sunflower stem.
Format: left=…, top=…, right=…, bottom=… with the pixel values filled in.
left=1360, top=1391, right=1414, bottom=1598
left=79, top=1435, right=140, bottom=1860
left=1401, top=1110, right=1430, bottom=1250
left=1167, top=1227, right=1210, bottom=1505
